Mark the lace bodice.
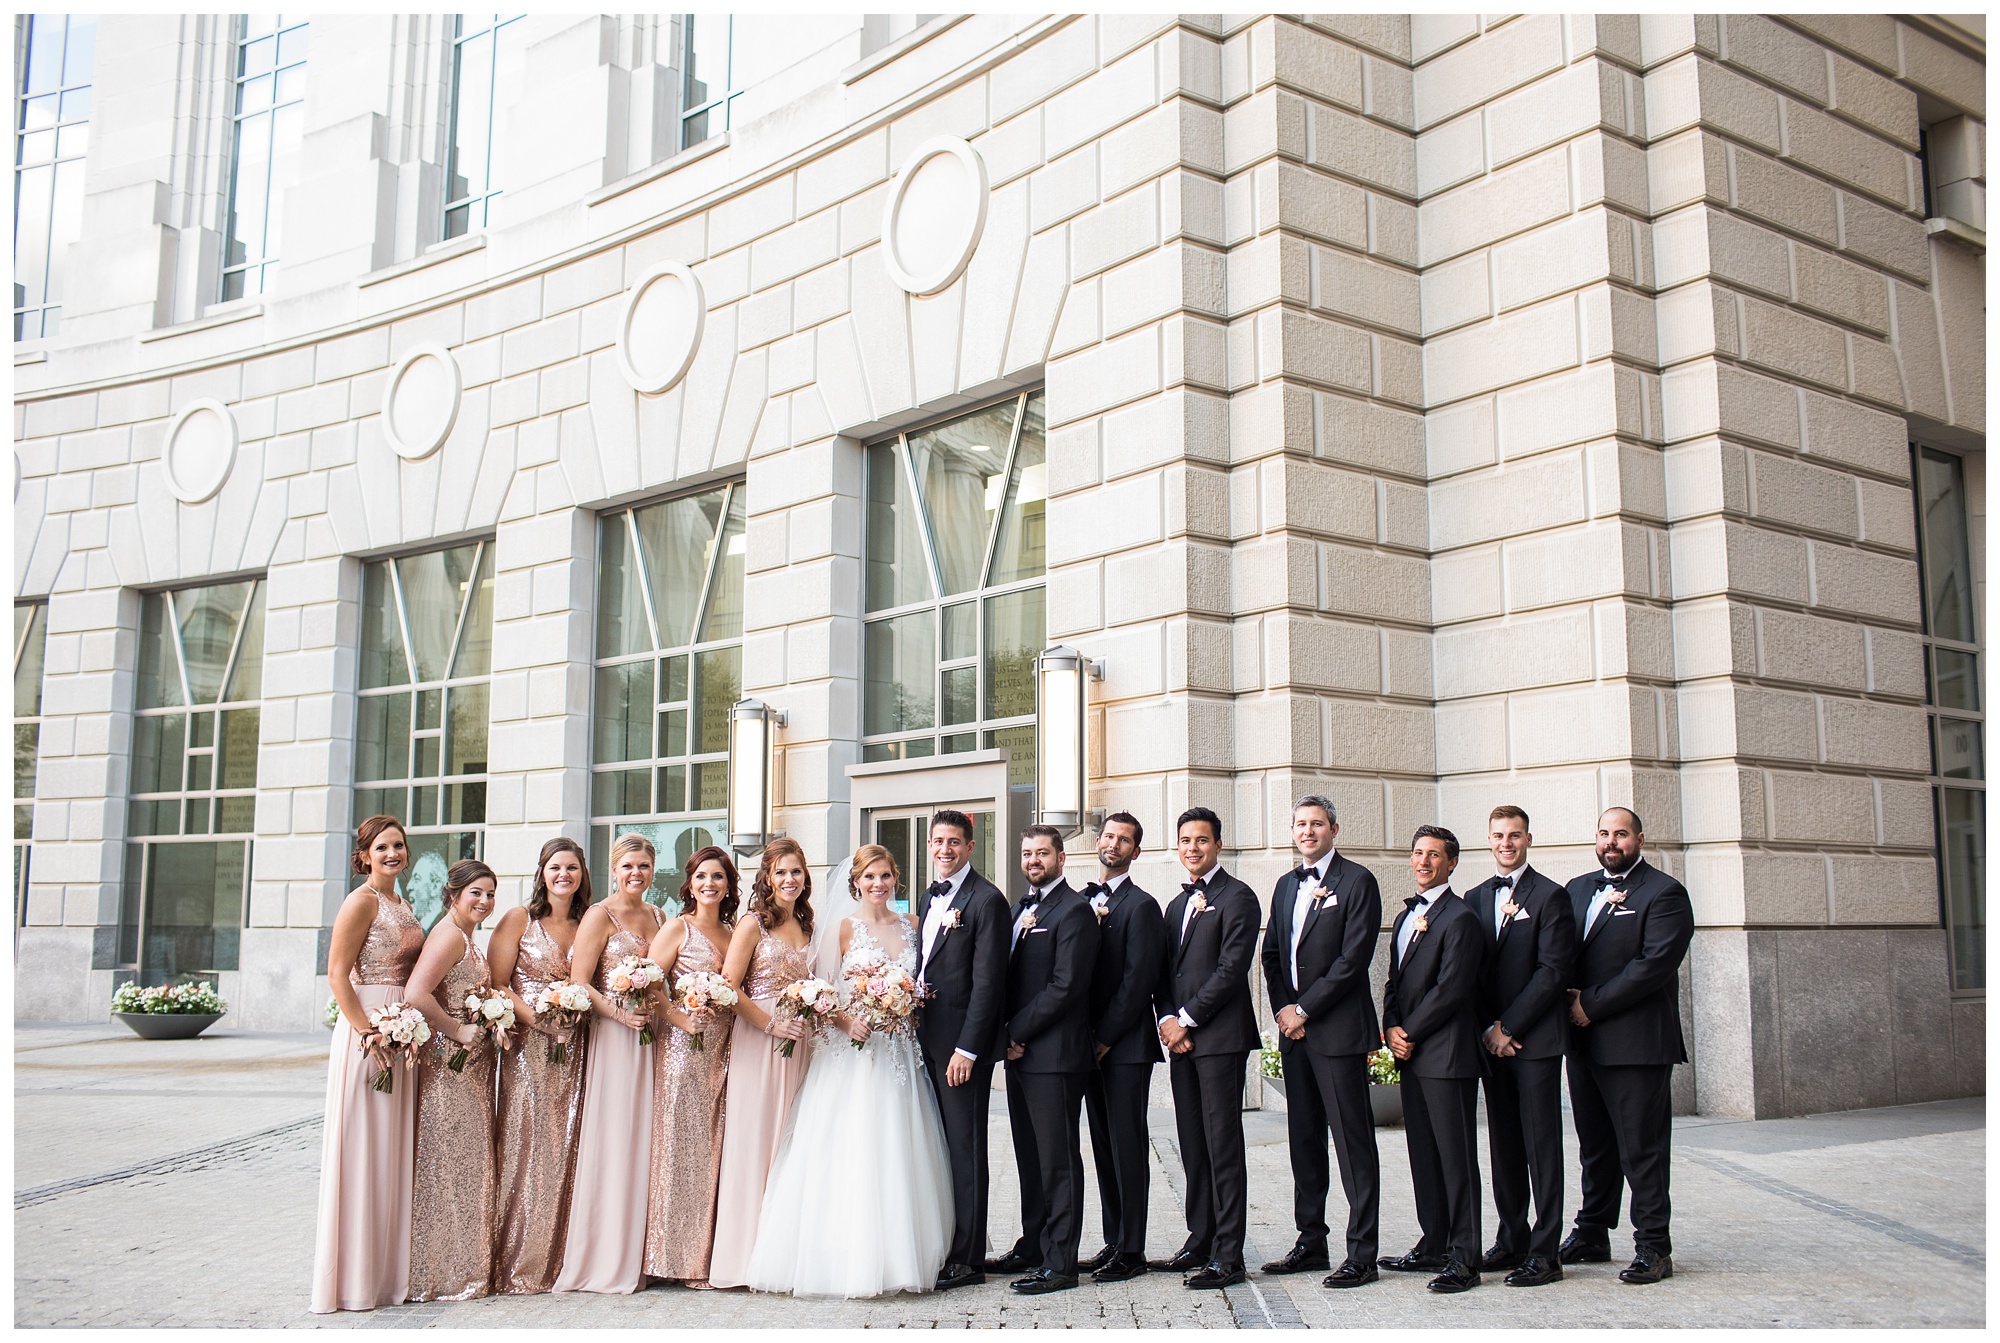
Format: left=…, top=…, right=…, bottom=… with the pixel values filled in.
left=841, top=914, right=918, bottom=980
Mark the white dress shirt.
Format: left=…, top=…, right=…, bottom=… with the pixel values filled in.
left=1396, top=883, right=1450, bottom=962
left=1287, top=854, right=1333, bottom=1004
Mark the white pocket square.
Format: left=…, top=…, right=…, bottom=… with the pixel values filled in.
left=1612, top=908, right=1636, bottom=917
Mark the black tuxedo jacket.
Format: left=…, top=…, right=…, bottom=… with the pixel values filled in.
left=1156, top=867, right=1261, bottom=1057
left=1381, top=890, right=1483, bottom=1080
left=1085, top=876, right=1166, bottom=1065
left=1004, top=881, right=1100, bottom=1073
left=1259, top=851, right=1383, bottom=1058
left=1465, top=865, right=1575, bottom=1059
left=915, top=865, right=1011, bottom=1065
left=1565, top=858, right=1693, bottom=1067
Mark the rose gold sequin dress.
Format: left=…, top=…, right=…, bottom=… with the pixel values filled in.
left=707, top=926, right=816, bottom=1288
left=552, top=902, right=662, bottom=1295
left=492, top=917, right=587, bottom=1294
left=311, top=888, right=425, bottom=1313
left=407, top=925, right=495, bottom=1302
left=642, top=916, right=733, bottom=1282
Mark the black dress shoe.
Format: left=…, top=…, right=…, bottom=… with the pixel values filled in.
left=1479, top=1246, right=1524, bottom=1272
left=983, top=1248, right=1034, bottom=1274
left=1426, top=1261, right=1480, bottom=1294
left=934, top=1263, right=985, bottom=1291
left=1504, top=1256, right=1563, bottom=1287
left=1081, top=1244, right=1118, bottom=1274
left=1092, top=1254, right=1149, bottom=1283
left=1013, top=1268, right=1079, bottom=1295
left=1557, top=1229, right=1611, bottom=1264
left=1321, top=1260, right=1378, bottom=1289
left=1185, top=1262, right=1248, bottom=1289
left=1619, top=1252, right=1672, bottom=1284
left=1148, top=1247, right=1207, bottom=1273
left=1260, top=1242, right=1331, bottom=1274
left=1377, top=1247, right=1449, bottom=1273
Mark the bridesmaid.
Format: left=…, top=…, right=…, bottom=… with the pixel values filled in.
left=642, top=845, right=739, bottom=1287
left=707, top=839, right=817, bottom=1289
left=403, top=860, right=500, bottom=1303
left=311, top=815, right=425, bottom=1314
left=488, top=837, right=591, bottom=1294
left=552, top=832, right=666, bottom=1295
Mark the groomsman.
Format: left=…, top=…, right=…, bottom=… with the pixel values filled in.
left=1079, top=812, right=1166, bottom=1284
left=1560, top=807, right=1693, bottom=1285
left=1256, top=795, right=1384, bottom=1288
left=992, top=825, right=1100, bottom=1295
left=1380, top=825, right=1485, bottom=1293
left=1464, top=805, right=1575, bottom=1287
left=1152, top=806, right=1261, bottom=1290
left=914, top=809, right=1012, bottom=1291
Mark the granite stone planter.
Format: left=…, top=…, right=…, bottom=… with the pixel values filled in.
left=1370, top=1083, right=1403, bottom=1127
left=114, top=1012, right=224, bottom=1040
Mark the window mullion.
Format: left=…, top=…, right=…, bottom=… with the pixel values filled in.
left=625, top=510, right=664, bottom=651
left=899, top=438, right=947, bottom=604
left=977, top=391, right=1029, bottom=590
left=441, top=539, right=482, bottom=679
left=688, top=480, right=732, bottom=643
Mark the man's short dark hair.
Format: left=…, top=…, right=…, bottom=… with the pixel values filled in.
left=1412, top=824, right=1459, bottom=861
left=930, top=809, right=974, bottom=841
left=1020, top=823, right=1065, bottom=848
left=1600, top=806, right=1643, bottom=834
left=1176, top=806, right=1222, bottom=843
left=1101, top=811, right=1144, bottom=845
left=1489, top=804, right=1530, bottom=830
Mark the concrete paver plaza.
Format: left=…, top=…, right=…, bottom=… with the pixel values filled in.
left=13, top=1023, right=1985, bottom=1328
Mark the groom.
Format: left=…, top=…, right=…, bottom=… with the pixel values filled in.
left=914, top=809, right=1012, bottom=1291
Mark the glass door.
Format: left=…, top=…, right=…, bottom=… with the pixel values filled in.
left=868, top=805, right=1000, bottom=913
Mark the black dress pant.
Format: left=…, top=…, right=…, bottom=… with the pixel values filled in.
left=926, top=1048, right=996, bottom=1268
left=1084, top=1060, right=1155, bottom=1254
left=1567, top=1053, right=1674, bottom=1256
left=1169, top=1050, right=1250, bottom=1268
left=1278, top=1044, right=1379, bottom=1265
left=1481, top=1054, right=1564, bottom=1260
left=1401, top=1074, right=1481, bottom=1267
left=1007, top=1069, right=1088, bottom=1274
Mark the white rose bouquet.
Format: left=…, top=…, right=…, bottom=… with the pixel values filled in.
left=673, top=970, right=738, bottom=1051
left=364, top=1001, right=431, bottom=1093
left=448, top=984, right=514, bottom=1072
left=534, top=981, right=593, bottom=1064
left=773, top=976, right=838, bottom=1058
left=607, top=955, right=666, bottom=1045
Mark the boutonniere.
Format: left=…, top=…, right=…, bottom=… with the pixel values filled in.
left=1017, top=908, right=1037, bottom=931
left=941, top=908, right=962, bottom=929
left=1090, top=893, right=1111, bottom=921
left=1407, top=913, right=1429, bottom=946
left=1305, top=881, right=1335, bottom=909
left=1189, top=892, right=1209, bottom=916
left=1499, top=897, right=1523, bottom=921
left=1603, top=890, right=1627, bottom=910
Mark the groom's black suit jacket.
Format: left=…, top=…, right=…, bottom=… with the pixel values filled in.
left=1155, top=867, right=1261, bottom=1056
left=1260, top=851, right=1383, bottom=1058
left=1465, top=864, right=1575, bottom=1059
left=915, top=864, right=1011, bottom=1065
left=1005, top=880, right=1099, bottom=1073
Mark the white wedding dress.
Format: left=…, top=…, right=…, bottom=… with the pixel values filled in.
left=742, top=914, right=954, bottom=1297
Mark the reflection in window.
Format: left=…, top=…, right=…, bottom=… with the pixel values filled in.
left=592, top=482, right=744, bottom=904
left=443, top=14, right=524, bottom=240
left=863, top=391, right=1045, bottom=790
left=678, top=13, right=859, bottom=150
left=220, top=15, right=307, bottom=301
left=1914, top=445, right=1984, bottom=991
left=15, top=603, right=47, bottom=934
left=353, top=540, right=494, bottom=930
left=14, top=13, right=94, bottom=341
left=122, top=580, right=264, bottom=985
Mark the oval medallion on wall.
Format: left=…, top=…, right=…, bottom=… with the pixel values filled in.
left=880, top=135, right=989, bottom=296
left=161, top=399, right=240, bottom=504
left=616, top=260, right=707, bottom=395
left=381, top=343, right=463, bottom=460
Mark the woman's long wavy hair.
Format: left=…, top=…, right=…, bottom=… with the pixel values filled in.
left=747, top=837, right=814, bottom=940
left=679, top=845, right=741, bottom=925
left=526, top=837, right=591, bottom=921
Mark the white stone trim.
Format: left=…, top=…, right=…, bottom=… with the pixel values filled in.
left=159, top=399, right=240, bottom=504
left=380, top=343, right=463, bottom=460
left=614, top=260, right=707, bottom=395
left=880, top=135, right=990, bottom=296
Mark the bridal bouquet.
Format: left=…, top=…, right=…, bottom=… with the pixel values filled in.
left=448, top=985, right=514, bottom=1072
left=842, top=954, right=922, bottom=1049
left=534, top=981, right=593, bottom=1064
left=364, top=1002, right=431, bottom=1093
left=608, top=956, right=666, bottom=1045
left=773, top=976, right=838, bottom=1058
left=674, top=970, right=738, bottom=1051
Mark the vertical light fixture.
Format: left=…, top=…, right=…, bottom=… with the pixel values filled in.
left=1034, top=646, right=1101, bottom=835
left=727, top=698, right=783, bottom=853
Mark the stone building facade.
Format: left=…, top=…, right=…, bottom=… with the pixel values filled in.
left=11, top=13, right=1986, bottom=1119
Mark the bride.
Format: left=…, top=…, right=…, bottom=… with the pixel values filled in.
left=742, top=844, right=953, bottom=1297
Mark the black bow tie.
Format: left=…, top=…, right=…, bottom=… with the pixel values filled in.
left=1493, top=874, right=1515, bottom=889
left=926, top=880, right=952, bottom=901
left=1082, top=882, right=1108, bottom=899
left=1022, top=888, right=1045, bottom=908
left=1594, top=873, right=1629, bottom=891
left=1181, top=880, right=1207, bottom=897
left=1404, top=894, right=1424, bottom=911
left=1293, top=865, right=1322, bottom=885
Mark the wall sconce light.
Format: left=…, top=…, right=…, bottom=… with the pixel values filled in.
left=1034, top=646, right=1103, bottom=835
left=727, top=698, right=785, bottom=853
